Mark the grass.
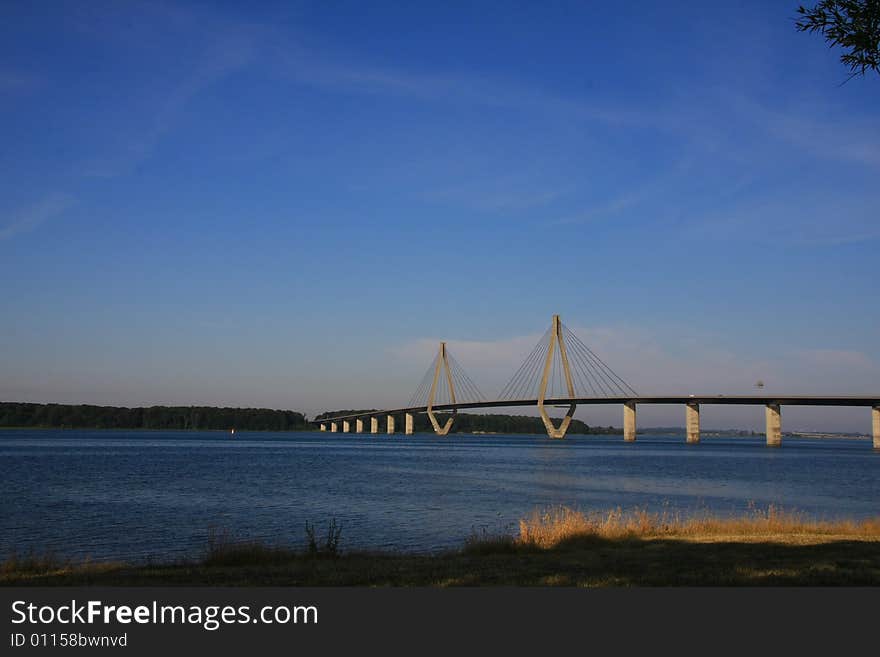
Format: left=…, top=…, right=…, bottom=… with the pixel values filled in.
left=3, top=507, right=880, bottom=586
left=0, top=549, right=122, bottom=580
left=514, top=504, right=880, bottom=547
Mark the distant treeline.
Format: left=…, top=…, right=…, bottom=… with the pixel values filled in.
left=0, top=402, right=308, bottom=431
left=313, top=409, right=622, bottom=435
left=1, top=402, right=623, bottom=435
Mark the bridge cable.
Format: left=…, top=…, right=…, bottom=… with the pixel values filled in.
left=564, top=324, right=638, bottom=396
left=566, top=336, right=615, bottom=396
left=447, top=352, right=486, bottom=403
left=519, top=330, right=551, bottom=400
left=498, top=331, right=545, bottom=401
left=499, top=327, right=551, bottom=401
left=565, top=336, right=618, bottom=396
left=525, top=330, right=553, bottom=399
left=408, top=353, right=439, bottom=408
left=567, top=340, right=600, bottom=396
left=561, top=322, right=638, bottom=396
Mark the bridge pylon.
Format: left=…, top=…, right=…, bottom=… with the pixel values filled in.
left=427, top=342, right=456, bottom=436
left=538, top=314, right=577, bottom=439
left=499, top=313, right=637, bottom=438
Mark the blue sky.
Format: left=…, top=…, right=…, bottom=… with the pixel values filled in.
left=1, top=1, right=878, bottom=431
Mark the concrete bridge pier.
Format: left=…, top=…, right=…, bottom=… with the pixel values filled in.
left=330, top=422, right=337, bottom=433
left=387, top=415, right=395, bottom=434
left=405, top=413, right=414, bottom=435
left=319, top=423, right=326, bottom=432
left=356, top=418, right=364, bottom=433
left=686, top=402, right=700, bottom=444
left=623, top=401, right=637, bottom=442
left=765, top=403, right=782, bottom=447
left=371, top=417, right=379, bottom=434
left=873, top=406, right=879, bottom=449
left=343, top=420, right=351, bottom=433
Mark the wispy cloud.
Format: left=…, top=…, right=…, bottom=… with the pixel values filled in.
left=797, top=349, right=874, bottom=371
left=0, top=68, right=41, bottom=96
left=270, top=38, right=657, bottom=129
left=53, top=4, right=878, bottom=226
left=555, top=193, right=642, bottom=226
left=79, top=36, right=256, bottom=179
left=16, top=3, right=880, bottom=248
left=387, top=322, right=880, bottom=401
left=262, top=39, right=880, bottom=230
left=389, top=333, right=544, bottom=371
left=273, top=42, right=880, bottom=176
left=0, top=195, right=75, bottom=242
left=684, top=191, right=880, bottom=247
left=552, top=156, right=697, bottom=227
left=726, top=93, right=880, bottom=168
left=387, top=325, right=741, bottom=398
left=419, top=177, right=571, bottom=213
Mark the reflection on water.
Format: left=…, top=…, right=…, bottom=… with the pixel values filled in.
left=1, top=429, right=877, bottom=562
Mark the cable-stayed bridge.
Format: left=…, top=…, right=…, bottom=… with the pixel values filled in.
left=314, top=315, right=880, bottom=448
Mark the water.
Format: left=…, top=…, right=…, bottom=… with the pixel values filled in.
left=1, top=429, right=878, bottom=563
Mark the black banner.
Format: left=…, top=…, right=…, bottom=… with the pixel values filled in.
left=1, top=587, right=877, bottom=654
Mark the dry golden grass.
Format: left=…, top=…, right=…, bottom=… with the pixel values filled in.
left=0, top=550, right=122, bottom=582
left=516, top=504, right=880, bottom=549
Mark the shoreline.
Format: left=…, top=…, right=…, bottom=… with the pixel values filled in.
left=5, top=507, right=880, bottom=586
left=0, top=427, right=871, bottom=439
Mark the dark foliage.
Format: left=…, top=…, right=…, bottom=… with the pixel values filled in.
left=0, top=402, right=308, bottom=431
left=305, top=518, right=342, bottom=557
left=796, top=0, right=880, bottom=78
left=2, top=402, right=622, bottom=434
left=314, top=409, right=621, bottom=434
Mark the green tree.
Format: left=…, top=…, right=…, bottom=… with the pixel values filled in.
left=796, top=1, right=880, bottom=79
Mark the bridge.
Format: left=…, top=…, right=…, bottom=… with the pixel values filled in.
left=313, top=315, right=880, bottom=448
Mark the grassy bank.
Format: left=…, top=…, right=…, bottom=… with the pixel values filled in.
left=4, top=506, right=880, bottom=586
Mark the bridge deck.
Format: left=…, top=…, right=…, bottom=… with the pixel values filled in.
left=313, top=396, right=880, bottom=423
